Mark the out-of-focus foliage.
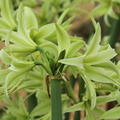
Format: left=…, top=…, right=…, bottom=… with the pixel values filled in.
left=13, top=0, right=82, bottom=25
left=90, top=0, right=120, bottom=26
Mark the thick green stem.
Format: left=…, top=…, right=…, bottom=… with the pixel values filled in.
left=51, top=79, right=62, bottom=120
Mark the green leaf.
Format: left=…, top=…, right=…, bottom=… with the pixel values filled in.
left=81, top=74, right=96, bottom=109
left=23, top=7, right=38, bottom=30
left=93, top=107, right=105, bottom=118
left=0, top=0, right=16, bottom=29
left=13, top=68, right=44, bottom=92
left=4, top=70, right=24, bottom=96
left=5, top=65, right=33, bottom=96
left=15, top=80, right=41, bottom=92
left=104, top=15, right=111, bottom=26
left=85, top=65, right=117, bottom=84
left=0, top=69, right=11, bottom=84
left=17, top=5, right=37, bottom=47
left=90, top=3, right=109, bottom=17
left=3, top=96, right=28, bottom=119
left=93, top=61, right=119, bottom=75
left=86, top=104, right=96, bottom=120
left=34, top=23, right=56, bottom=40
left=0, top=18, right=11, bottom=29
left=56, top=24, right=70, bottom=53
left=84, top=46, right=117, bottom=65
left=31, top=90, right=50, bottom=117
left=38, top=39, right=58, bottom=56
left=108, top=8, right=118, bottom=19
left=91, top=18, right=97, bottom=30
left=10, top=58, right=34, bottom=71
left=57, top=8, right=69, bottom=24
left=100, top=107, right=120, bottom=119
left=85, top=23, right=101, bottom=56
left=31, top=101, right=50, bottom=117
left=59, top=56, right=84, bottom=70
left=67, top=40, right=85, bottom=57
left=0, top=28, right=9, bottom=38
left=0, top=50, right=11, bottom=64
left=17, top=4, right=27, bottom=36
left=96, top=91, right=119, bottom=105
left=62, top=17, right=74, bottom=30
left=8, top=31, right=37, bottom=52
left=64, top=102, right=85, bottom=113
left=5, top=44, right=36, bottom=53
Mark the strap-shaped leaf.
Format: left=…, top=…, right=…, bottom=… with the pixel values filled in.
left=57, top=8, right=69, bottom=24
left=85, top=65, right=120, bottom=85
left=3, top=96, right=28, bottom=119
left=96, top=90, right=120, bottom=105
left=4, top=70, right=27, bottom=96
left=38, top=39, right=58, bottom=56
left=67, top=40, right=85, bottom=57
left=34, top=23, right=56, bottom=40
left=56, top=24, right=70, bottom=53
left=0, top=28, right=8, bottom=38
left=5, top=64, right=34, bottom=96
left=90, top=3, right=109, bottom=17
left=31, top=90, right=50, bottom=117
left=12, top=68, right=44, bottom=92
left=0, top=18, right=11, bottom=29
left=17, top=5, right=28, bottom=37
left=23, top=7, right=38, bottom=30
left=62, top=17, right=74, bottom=30
left=86, top=23, right=101, bottom=56
left=5, top=44, right=36, bottom=53
left=86, top=105, right=96, bottom=120
left=10, top=58, right=34, bottom=71
left=9, top=31, right=36, bottom=48
left=59, top=56, right=84, bottom=70
left=8, top=74, right=26, bottom=93
left=108, top=8, right=118, bottom=19
left=0, top=50, right=11, bottom=65
left=64, top=102, right=85, bottom=113
left=84, top=46, right=116, bottom=65
left=81, top=73, right=96, bottom=109
left=100, top=107, right=120, bottom=119
left=0, top=69, right=11, bottom=83
left=94, top=61, right=119, bottom=75
left=17, top=5, right=37, bottom=47
left=0, top=0, right=16, bottom=28
left=104, top=15, right=111, bottom=26
left=14, top=80, right=42, bottom=92
left=31, top=101, right=50, bottom=117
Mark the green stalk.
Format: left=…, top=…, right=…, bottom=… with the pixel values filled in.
left=51, top=79, right=62, bottom=120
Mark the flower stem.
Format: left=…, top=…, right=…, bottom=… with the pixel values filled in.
left=51, top=79, right=62, bottom=120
